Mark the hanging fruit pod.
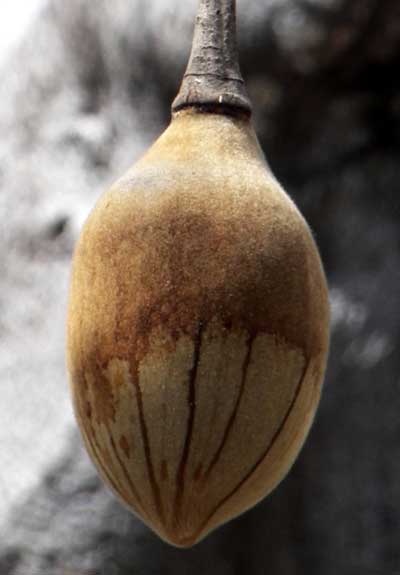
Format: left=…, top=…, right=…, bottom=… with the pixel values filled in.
left=67, top=0, right=330, bottom=547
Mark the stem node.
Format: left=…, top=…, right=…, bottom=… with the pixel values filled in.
left=172, top=0, right=252, bottom=116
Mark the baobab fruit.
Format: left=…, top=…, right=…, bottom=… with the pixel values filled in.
left=67, top=0, right=330, bottom=547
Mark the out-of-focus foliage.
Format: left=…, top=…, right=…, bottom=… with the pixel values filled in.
left=0, top=0, right=399, bottom=573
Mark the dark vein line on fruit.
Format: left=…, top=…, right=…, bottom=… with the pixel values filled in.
left=173, top=322, right=204, bottom=524
left=201, top=332, right=255, bottom=482
left=85, top=424, right=122, bottom=496
left=135, top=377, right=165, bottom=522
left=85, top=420, right=147, bottom=519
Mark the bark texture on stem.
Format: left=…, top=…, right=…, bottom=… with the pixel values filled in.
left=172, top=0, right=252, bottom=116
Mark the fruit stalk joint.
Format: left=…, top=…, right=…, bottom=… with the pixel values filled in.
left=172, top=0, right=252, bottom=116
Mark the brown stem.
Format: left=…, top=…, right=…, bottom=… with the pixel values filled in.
left=172, top=0, right=252, bottom=117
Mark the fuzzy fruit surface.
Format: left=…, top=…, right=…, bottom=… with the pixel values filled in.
left=67, top=109, right=330, bottom=546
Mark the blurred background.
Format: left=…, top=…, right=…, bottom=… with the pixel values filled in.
left=1, top=0, right=399, bottom=573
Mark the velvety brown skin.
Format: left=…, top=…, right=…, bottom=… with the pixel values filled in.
left=67, top=110, right=330, bottom=546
